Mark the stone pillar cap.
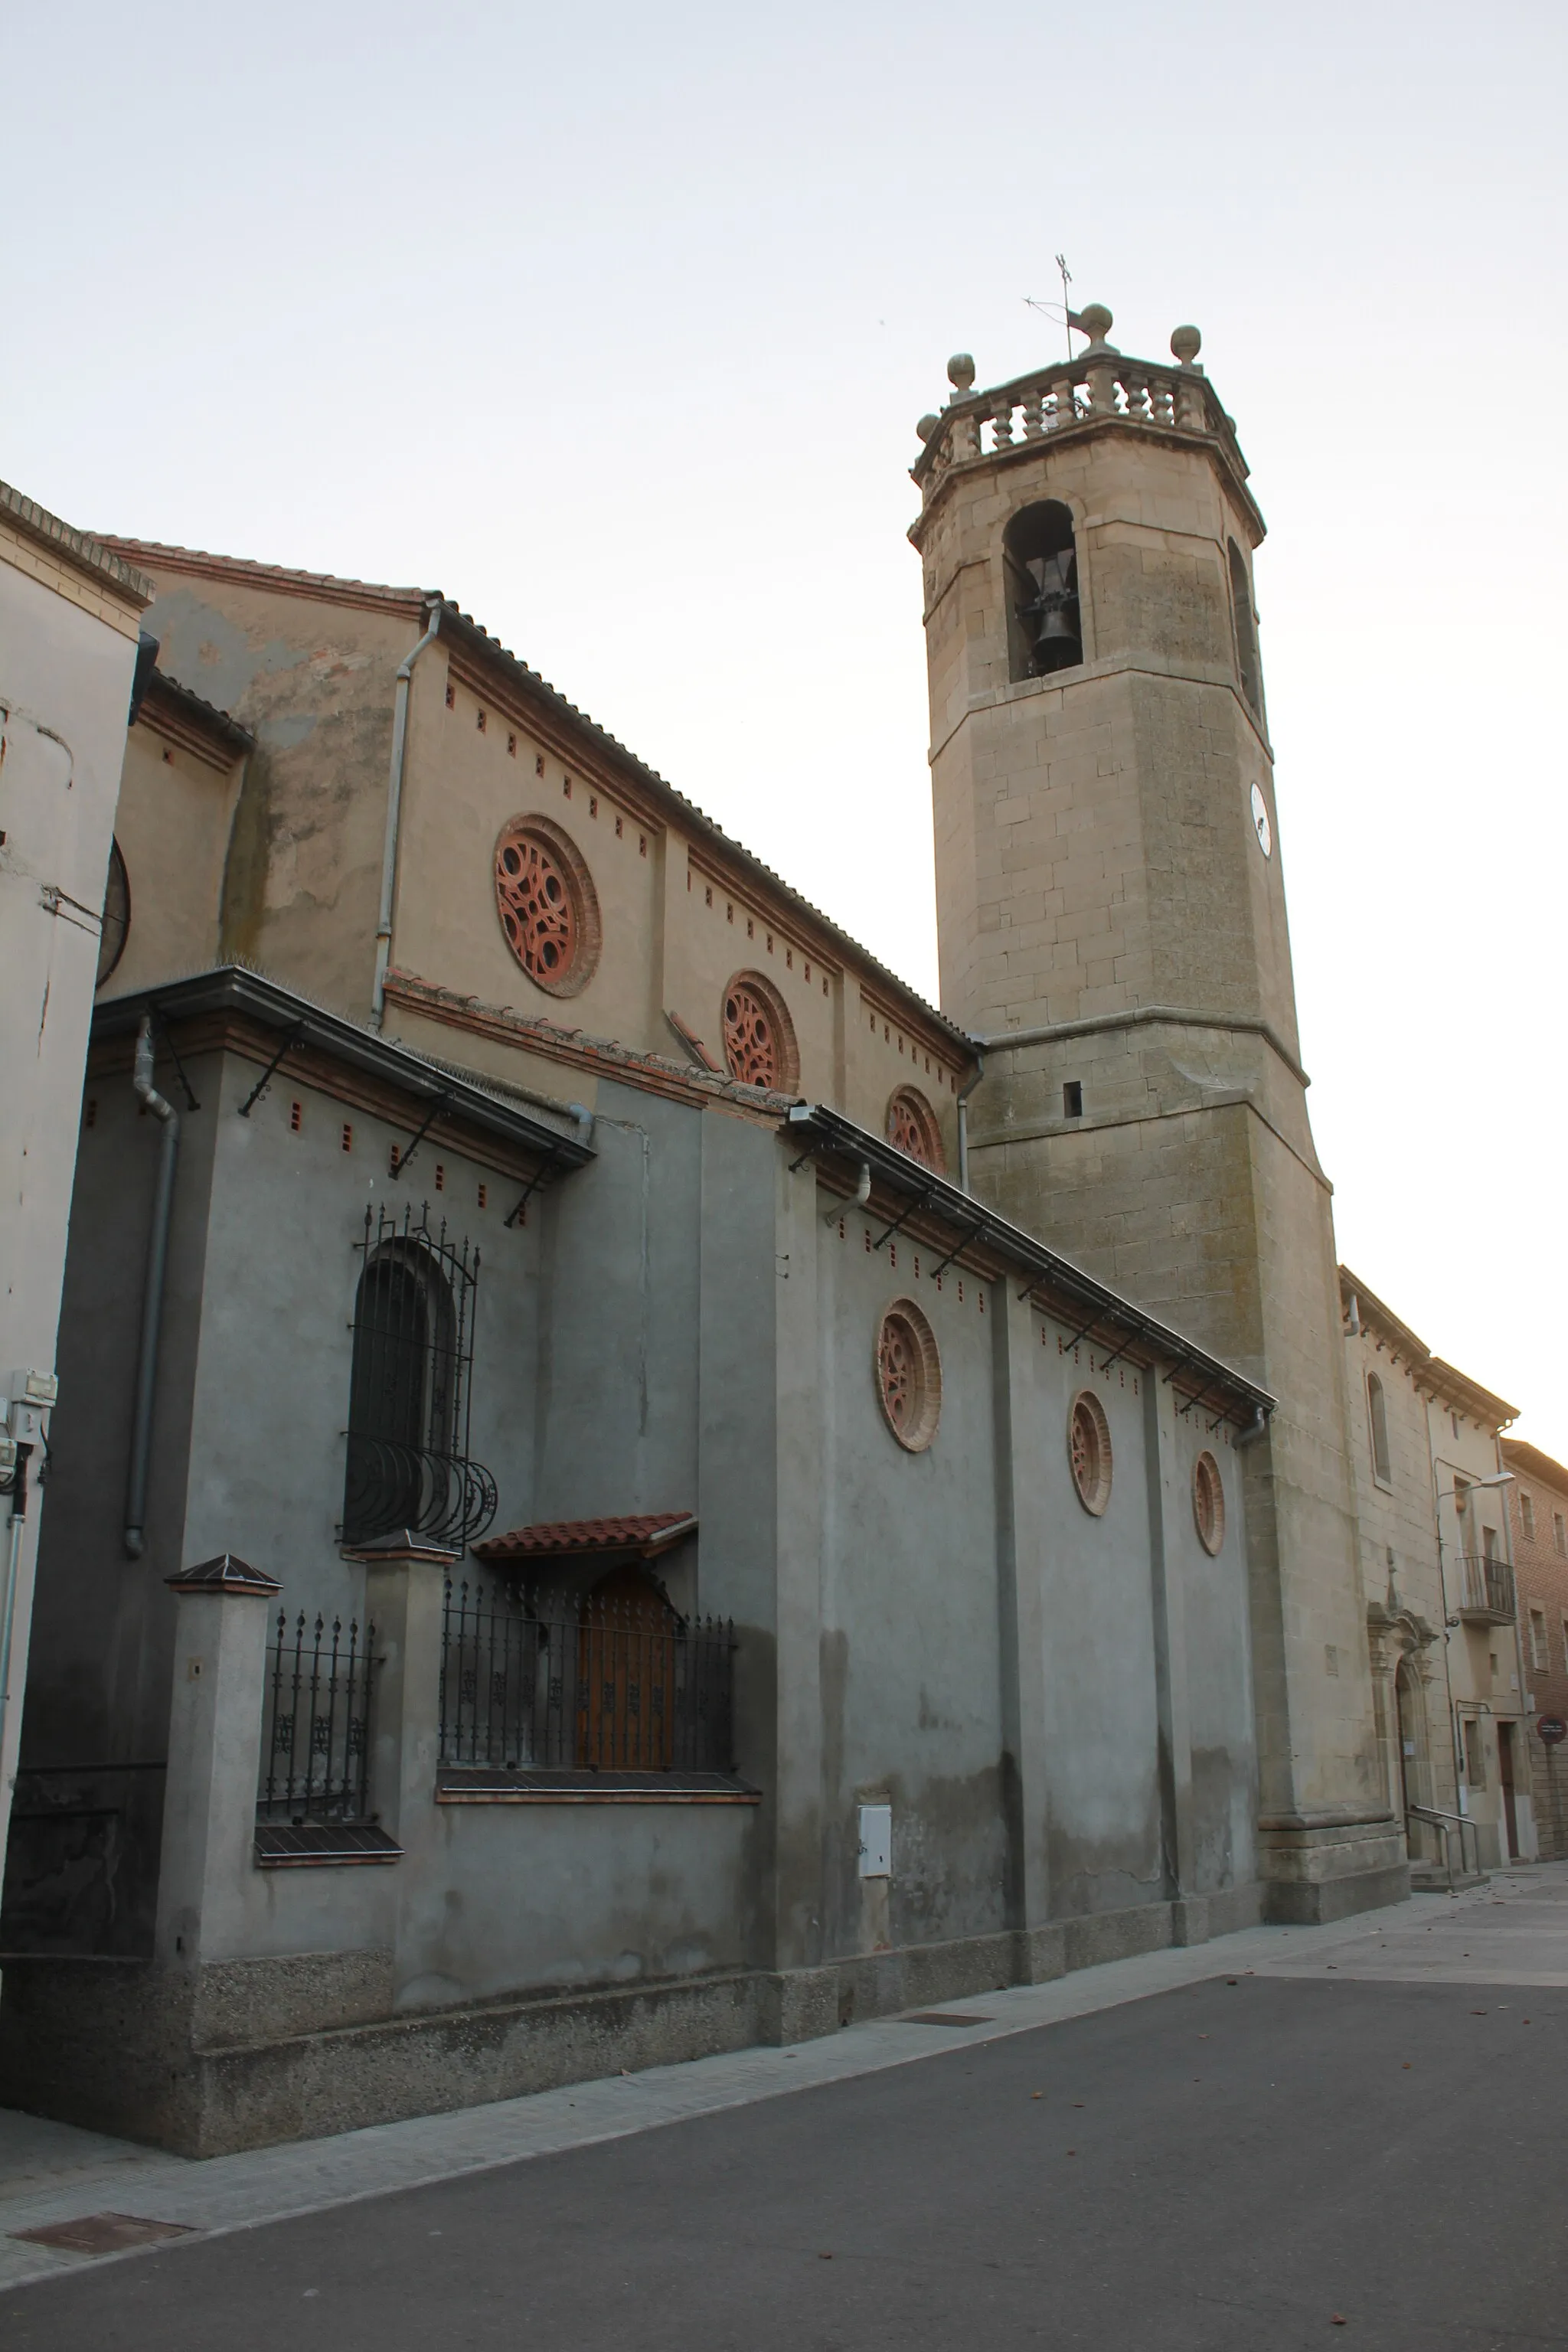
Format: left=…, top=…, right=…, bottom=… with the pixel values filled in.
left=165, top=1552, right=283, bottom=1597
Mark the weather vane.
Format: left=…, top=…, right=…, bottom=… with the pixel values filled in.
left=1024, top=253, right=1080, bottom=360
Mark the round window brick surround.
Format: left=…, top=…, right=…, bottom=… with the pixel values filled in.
left=887, top=1086, right=946, bottom=1174
left=494, top=815, right=601, bottom=997
left=1069, top=1390, right=1113, bottom=1515
left=1194, top=1450, right=1226, bottom=1555
left=721, top=971, right=799, bottom=1093
left=876, top=1296, right=942, bottom=1453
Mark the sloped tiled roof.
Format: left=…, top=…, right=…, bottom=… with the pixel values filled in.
left=474, top=1512, right=697, bottom=1562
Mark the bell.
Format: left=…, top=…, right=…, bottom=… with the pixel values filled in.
left=1034, top=606, right=1077, bottom=648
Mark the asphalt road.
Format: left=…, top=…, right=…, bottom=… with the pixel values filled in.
left=0, top=1973, right=1562, bottom=2351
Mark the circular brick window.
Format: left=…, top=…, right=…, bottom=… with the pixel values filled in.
left=494, top=816, right=600, bottom=997
left=1194, top=1450, right=1225, bottom=1555
left=721, top=972, right=799, bottom=1093
left=887, top=1086, right=946, bottom=1174
left=1069, top=1390, right=1112, bottom=1516
left=877, top=1297, right=942, bottom=1453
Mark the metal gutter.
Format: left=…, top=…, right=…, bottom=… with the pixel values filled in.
left=784, top=1102, right=1274, bottom=1422
left=90, top=966, right=596, bottom=1172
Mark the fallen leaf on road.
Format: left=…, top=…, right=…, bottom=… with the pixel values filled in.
left=1331, top=2314, right=1348, bottom=2327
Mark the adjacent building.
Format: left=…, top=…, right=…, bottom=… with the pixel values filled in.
left=1341, top=1269, right=1527, bottom=1877
left=1504, top=1439, right=1568, bottom=1860
left=0, top=482, right=150, bottom=1888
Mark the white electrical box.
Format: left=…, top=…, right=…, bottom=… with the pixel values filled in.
left=858, top=1802, right=892, bottom=1879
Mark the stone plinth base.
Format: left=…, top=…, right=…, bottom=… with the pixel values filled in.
left=0, top=1883, right=1266, bottom=2158
left=1257, top=1815, right=1410, bottom=1924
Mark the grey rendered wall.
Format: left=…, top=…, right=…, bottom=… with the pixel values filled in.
left=810, top=1189, right=1008, bottom=1962
left=1158, top=1405, right=1258, bottom=1896
left=373, top=1081, right=772, bottom=2007
left=1022, top=1336, right=1166, bottom=1919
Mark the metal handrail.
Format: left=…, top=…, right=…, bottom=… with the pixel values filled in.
left=1407, top=1802, right=1480, bottom=1888
left=1455, top=1554, right=1516, bottom=1619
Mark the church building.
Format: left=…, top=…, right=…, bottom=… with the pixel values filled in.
left=0, top=306, right=1405, bottom=2155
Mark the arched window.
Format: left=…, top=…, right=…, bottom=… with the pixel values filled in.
left=1367, top=1373, right=1391, bottom=1485
left=342, top=1207, right=496, bottom=1550
left=97, top=838, right=130, bottom=989
left=1004, top=501, right=1081, bottom=682
left=1228, top=540, right=1262, bottom=717
left=887, top=1086, right=946, bottom=1173
left=721, top=972, right=799, bottom=1093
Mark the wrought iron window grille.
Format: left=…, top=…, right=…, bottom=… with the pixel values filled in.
left=259, top=1609, right=377, bottom=1824
left=439, top=1579, right=738, bottom=1775
left=341, top=1203, right=498, bottom=1551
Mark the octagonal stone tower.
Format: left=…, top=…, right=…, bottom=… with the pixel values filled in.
left=911, top=307, right=1402, bottom=1921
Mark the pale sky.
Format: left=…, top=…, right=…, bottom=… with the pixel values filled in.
left=8, top=1, right=1565, bottom=1449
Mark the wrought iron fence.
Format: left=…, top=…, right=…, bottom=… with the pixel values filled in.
left=439, top=1581, right=737, bottom=1773
left=259, top=1609, right=378, bottom=1823
left=341, top=1204, right=498, bottom=1551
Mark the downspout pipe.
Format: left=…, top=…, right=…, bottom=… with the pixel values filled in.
left=124, top=1016, right=180, bottom=1559
left=956, top=1052, right=985, bottom=1196
left=0, top=1442, right=32, bottom=1767
left=371, top=602, right=444, bottom=1031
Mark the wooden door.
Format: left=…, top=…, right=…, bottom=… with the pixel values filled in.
left=1498, top=1721, right=1520, bottom=1859
left=576, top=1566, right=678, bottom=1769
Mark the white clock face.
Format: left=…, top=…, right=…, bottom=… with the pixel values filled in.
left=1250, top=782, right=1272, bottom=859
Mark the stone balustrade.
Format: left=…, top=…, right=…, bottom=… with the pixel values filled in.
left=912, top=311, right=1246, bottom=505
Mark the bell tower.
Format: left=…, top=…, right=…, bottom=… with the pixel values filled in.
left=912, top=305, right=1403, bottom=1921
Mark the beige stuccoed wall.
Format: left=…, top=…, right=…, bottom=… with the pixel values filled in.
left=126, top=560, right=426, bottom=1022
left=386, top=648, right=966, bottom=1159
left=916, top=394, right=1398, bottom=1909
left=111, top=555, right=967, bottom=1163
left=100, top=713, right=246, bottom=998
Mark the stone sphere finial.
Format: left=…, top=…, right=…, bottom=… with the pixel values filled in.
left=1077, top=303, right=1113, bottom=349
left=946, top=352, right=976, bottom=395
left=1170, top=324, right=1203, bottom=368
left=916, top=413, right=941, bottom=443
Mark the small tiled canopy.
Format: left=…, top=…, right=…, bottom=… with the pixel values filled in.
left=473, top=1512, right=697, bottom=1564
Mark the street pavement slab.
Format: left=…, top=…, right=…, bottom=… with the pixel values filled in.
left=0, top=1865, right=1562, bottom=2347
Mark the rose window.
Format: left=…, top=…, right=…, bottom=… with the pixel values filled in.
left=876, top=1298, right=942, bottom=1453
left=887, top=1087, right=946, bottom=1174
left=493, top=818, right=599, bottom=998
left=721, top=973, right=798, bottom=1093
left=1194, top=1450, right=1225, bottom=1555
left=1069, top=1390, right=1112, bottom=1516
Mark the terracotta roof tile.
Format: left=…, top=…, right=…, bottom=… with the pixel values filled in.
left=474, top=1512, right=696, bottom=1562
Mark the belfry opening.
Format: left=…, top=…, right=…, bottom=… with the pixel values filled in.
left=1004, top=499, right=1081, bottom=680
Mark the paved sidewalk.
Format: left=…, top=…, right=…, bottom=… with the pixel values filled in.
left=0, top=1863, right=1561, bottom=2301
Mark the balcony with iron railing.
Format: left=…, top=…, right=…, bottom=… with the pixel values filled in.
left=1456, top=1554, right=1516, bottom=1624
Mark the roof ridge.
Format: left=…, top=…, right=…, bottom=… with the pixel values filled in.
left=2, top=482, right=155, bottom=605
left=102, top=535, right=428, bottom=606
